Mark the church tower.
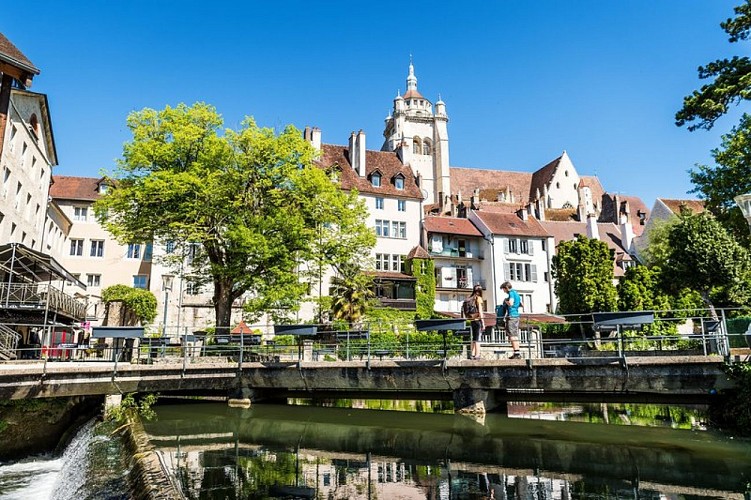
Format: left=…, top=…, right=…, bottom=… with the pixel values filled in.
left=382, top=61, right=450, bottom=207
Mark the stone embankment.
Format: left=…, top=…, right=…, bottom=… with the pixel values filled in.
left=124, top=412, right=183, bottom=500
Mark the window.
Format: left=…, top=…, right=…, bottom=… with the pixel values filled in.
left=375, top=219, right=389, bottom=237
left=9, top=126, right=16, bottom=151
left=133, top=275, right=148, bottom=289
left=508, top=238, right=518, bottom=254
left=412, top=136, right=421, bottom=154
left=423, top=138, right=432, bottom=155
left=371, top=173, right=381, bottom=187
left=127, top=243, right=141, bottom=259
left=375, top=197, right=384, bottom=210
left=505, top=238, right=533, bottom=255
left=73, top=206, right=88, bottom=221
left=395, top=176, right=405, bottom=190
left=397, top=199, right=406, bottom=212
left=398, top=221, right=406, bottom=239
left=165, top=240, right=176, bottom=254
left=187, top=242, right=201, bottom=263
left=143, top=243, right=153, bottom=261
left=186, top=280, right=202, bottom=295
left=505, top=262, right=538, bottom=282
left=10, top=222, right=16, bottom=235
left=86, top=274, right=101, bottom=287
left=556, top=182, right=560, bottom=189
left=70, top=239, right=84, bottom=256
left=21, top=143, right=27, bottom=166
left=522, top=294, right=533, bottom=313
left=375, top=253, right=390, bottom=271
left=98, top=183, right=109, bottom=194
left=90, top=240, right=104, bottom=257
left=520, top=240, right=529, bottom=254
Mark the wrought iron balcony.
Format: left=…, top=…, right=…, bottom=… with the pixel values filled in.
left=0, top=283, right=87, bottom=321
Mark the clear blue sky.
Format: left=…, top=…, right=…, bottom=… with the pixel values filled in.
left=2, top=1, right=744, bottom=208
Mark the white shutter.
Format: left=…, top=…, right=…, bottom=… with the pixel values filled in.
left=531, top=264, right=538, bottom=282
left=504, top=263, right=510, bottom=280
left=431, top=234, right=443, bottom=253
left=503, top=238, right=509, bottom=253
left=528, top=240, right=534, bottom=255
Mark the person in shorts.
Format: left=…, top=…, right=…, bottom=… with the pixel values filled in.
left=500, top=281, right=522, bottom=359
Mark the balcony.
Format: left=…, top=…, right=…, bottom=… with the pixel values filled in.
left=0, top=283, right=87, bottom=321
left=436, top=279, right=487, bottom=291
left=428, top=248, right=484, bottom=260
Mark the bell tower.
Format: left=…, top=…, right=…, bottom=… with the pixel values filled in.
left=382, top=61, right=450, bottom=207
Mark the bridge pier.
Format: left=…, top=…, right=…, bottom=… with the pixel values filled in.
left=104, top=393, right=122, bottom=418
left=453, top=387, right=502, bottom=415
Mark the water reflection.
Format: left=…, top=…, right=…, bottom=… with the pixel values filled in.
left=143, top=403, right=751, bottom=499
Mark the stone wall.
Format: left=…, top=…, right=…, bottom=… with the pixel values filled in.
left=124, top=412, right=183, bottom=500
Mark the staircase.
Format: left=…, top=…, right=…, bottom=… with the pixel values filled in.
left=0, top=324, right=20, bottom=360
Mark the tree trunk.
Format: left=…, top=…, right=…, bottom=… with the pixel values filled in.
left=700, top=290, right=718, bottom=321
left=214, top=279, right=234, bottom=334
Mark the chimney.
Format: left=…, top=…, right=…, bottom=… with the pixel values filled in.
left=613, top=194, right=621, bottom=224
left=356, top=130, right=366, bottom=177
left=348, top=132, right=357, bottom=174
left=620, top=219, right=634, bottom=253
left=311, top=127, right=321, bottom=151
left=586, top=214, right=600, bottom=240
left=537, top=198, right=546, bottom=221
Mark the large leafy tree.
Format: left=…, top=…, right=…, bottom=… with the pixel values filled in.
left=96, top=103, right=372, bottom=328
left=551, top=235, right=617, bottom=315
left=617, top=266, right=670, bottom=312
left=662, top=211, right=751, bottom=318
left=676, top=1, right=751, bottom=243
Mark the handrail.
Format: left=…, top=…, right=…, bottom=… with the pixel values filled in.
left=0, top=283, right=86, bottom=320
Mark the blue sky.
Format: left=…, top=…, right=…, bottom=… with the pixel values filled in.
left=2, top=1, right=744, bottom=208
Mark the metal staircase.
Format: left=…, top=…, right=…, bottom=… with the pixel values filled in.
left=0, top=324, right=20, bottom=360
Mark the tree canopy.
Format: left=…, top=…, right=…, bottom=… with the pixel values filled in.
left=662, top=211, right=751, bottom=317
left=551, top=235, right=617, bottom=315
left=676, top=1, right=751, bottom=244
left=96, top=103, right=373, bottom=327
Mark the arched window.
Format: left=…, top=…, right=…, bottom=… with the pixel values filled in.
left=422, top=138, right=432, bottom=155
left=412, top=137, right=421, bottom=155
left=29, top=114, right=39, bottom=140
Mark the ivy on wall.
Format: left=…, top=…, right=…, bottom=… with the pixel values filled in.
left=407, top=257, right=435, bottom=320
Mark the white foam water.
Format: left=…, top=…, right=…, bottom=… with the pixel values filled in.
left=0, top=419, right=96, bottom=500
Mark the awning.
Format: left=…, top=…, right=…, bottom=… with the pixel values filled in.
left=0, top=243, right=86, bottom=288
left=92, top=326, right=144, bottom=339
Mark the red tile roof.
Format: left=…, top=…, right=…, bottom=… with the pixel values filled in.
left=473, top=211, right=549, bottom=237
left=659, top=199, right=705, bottom=216
left=407, top=245, right=431, bottom=259
left=49, top=176, right=103, bottom=201
left=451, top=167, right=533, bottom=204
left=579, top=176, right=605, bottom=205
left=424, top=216, right=482, bottom=237
left=231, top=321, right=255, bottom=334
left=403, top=89, right=424, bottom=99
left=319, top=144, right=423, bottom=200
left=530, top=155, right=561, bottom=200
left=0, top=32, right=39, bottom=75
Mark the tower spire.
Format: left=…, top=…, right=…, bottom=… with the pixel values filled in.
left=407, top=58, right=417, bottom=92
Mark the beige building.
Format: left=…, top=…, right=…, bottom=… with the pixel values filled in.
left=49, top=176, right=153, bottom=324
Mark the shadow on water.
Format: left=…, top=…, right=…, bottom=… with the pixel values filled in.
left=142, top=402, right=751, bottom=499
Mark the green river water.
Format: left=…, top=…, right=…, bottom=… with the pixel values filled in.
left=140, top=401, right=751, bottom=499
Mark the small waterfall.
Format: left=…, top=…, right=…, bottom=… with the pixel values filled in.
left=49, top=418, right=97, bottom=500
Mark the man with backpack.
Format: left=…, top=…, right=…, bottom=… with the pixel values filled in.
left=462, top=284, right=485, bottom=360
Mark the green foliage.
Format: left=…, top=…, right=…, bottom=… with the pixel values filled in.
left=96, top=103, right=372, bottom=327
left=676, top=2, right=751, bottom=245
left=638, top=217, right=676, bottom=269
left=408, top=257, right=436, bottom=320
left=617, top=265, right=671, bottom=312
left=551, top=235, right=617, bottom=315
left=710, top=362, right=751, bottom=435
left=663, top=211, right=751, bottom=311
left=329, top=262, right=373, bottom=326
left=101, top=284, right=158, bottom=324
left=676, top=1, right=751, bottom=131
left=107, top=393, right=159, bottom=423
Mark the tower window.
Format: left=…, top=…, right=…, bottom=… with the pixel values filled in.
left=423, top=138, right=432, bottom=155
left=412, top=136, right=421, bottom=155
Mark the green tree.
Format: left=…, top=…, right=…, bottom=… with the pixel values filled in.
left=551, top=235, right=617, bottom=315
left=617, top=265, right=670, bottom=312
left=676, top=1, right=751, bottom=243
left=96, top=103, right=371, bottom=328
left=663, top=211, right=751, bottom=318
left=101, top=284, right=157, bottom=325
left=329, top=262, right=373, bottom=326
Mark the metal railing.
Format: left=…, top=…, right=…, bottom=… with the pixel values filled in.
left=1, top=308, right=750, bottom=368
left=0, top=324, right=20, bottom=360
left=0, top=283, right=86, bottom=320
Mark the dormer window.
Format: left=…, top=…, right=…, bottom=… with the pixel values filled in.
left=98, top=183, right=109, bottom=194
left=394, top=175, right=405, bottom=190
left=371, top=173, right=381, bottom=187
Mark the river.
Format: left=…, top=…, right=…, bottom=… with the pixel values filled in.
left=1, top=401, right=750, bottom=499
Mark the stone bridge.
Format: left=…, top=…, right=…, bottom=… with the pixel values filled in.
left=0, top=355, right=732, bottom=413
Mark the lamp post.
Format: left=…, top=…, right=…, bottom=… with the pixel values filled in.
left=734, top=193, right=751, bottom=232
left=162, top=274, right=174, bottom=339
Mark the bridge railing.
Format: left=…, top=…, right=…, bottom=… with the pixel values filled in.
left=1, top=307, right=750, bottom=366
